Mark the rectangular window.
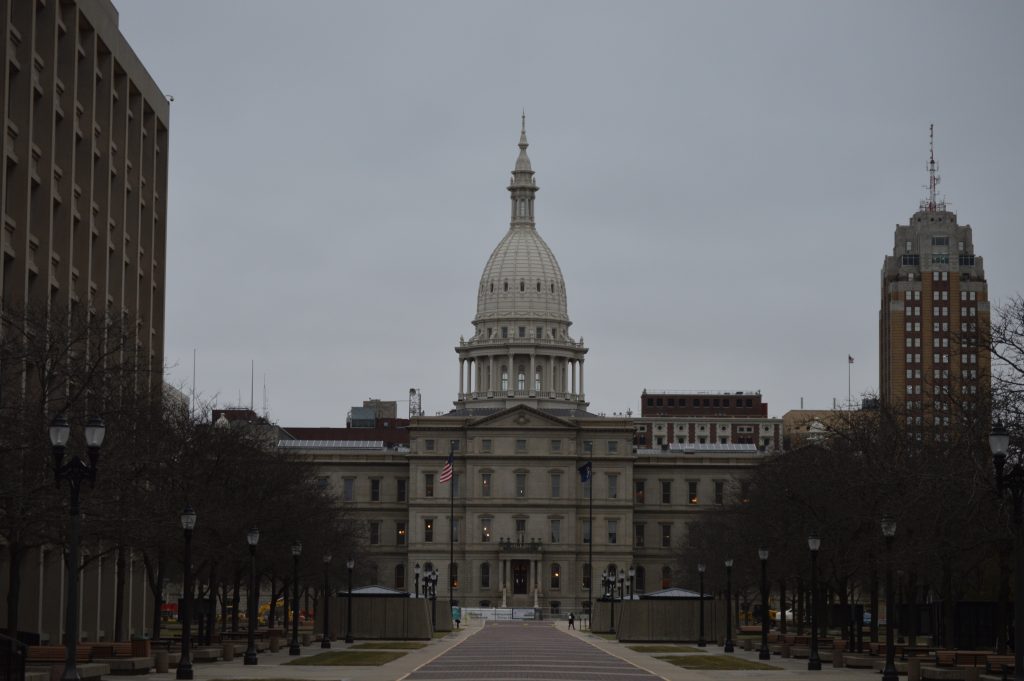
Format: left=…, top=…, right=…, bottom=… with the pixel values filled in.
left=481, top=472, right=492, bottom=497
left=714, top=480, right=724, bottom=505
left=369, top=521, right=380, bottom=545
left=518, top=326, right=526, bottom=337
left=608, top=474, right=619, bottom=499
left=343, top=478, right=354, bottom=502
left=607, top=520, right=618, bottom=544
left=661, top=480, right=671, bottom=504
left=550, top=439, right=561, bottom=452
left=515, top=472, right=527, bottom=497
left=607, top=440, right=618, bottom=454
left=425, top=473, right=434, bottom=498
left=634, top=479, right=645, bottom=504
left=515, top=518, right=527, bottom=541
left=481, top=438, right=492, bottom=452
left=583, top=440, right=593, bottom=454
left=661, top=523, right=671, bottom=548
left=397, top=478, right=407, bottom=503
left=481, top=517, right=492, bottom=542
left=316, top=476, right=328, bottom=490
left=634, top=522, right=645, bottom=547
left=396, top=521, right=407, bottom=545
left=688, top=480, right=698, bottom=504
left=425, top=439, right=435, bottom=451
left=550, top=519, right=561, bottom=544
left=453, top=473, right=461, bottom=497
left=452, top=518, right=460, bottom=543
left=550, top=473, right=561, bottom=498
left=516, top=439, right=527, bottom=451
left=582, top=520, right=591, bottom=544
left=371, top=478, right=381, bottom=502
left=424, top=519, right=434, bottom=543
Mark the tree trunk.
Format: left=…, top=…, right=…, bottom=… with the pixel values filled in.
left=268, top=579, right=278, bottom=628
left=283, top=589, right=290, bottom=630
left=205, top=563, right=217, bottom=644
left=906, top=571, right=918, bottom=646
left=220, top=580, right=228, bottom=634
left=870, top=568, right=879, bottom=643
left=796, top=578, right=804, bottom=635
left=113, top=546, right=127, bottom=641
left=143, top=554, right=166, bottom=641
left=231, top=571, right=242, bottom=633
left=5, top=544, right=23, bottom=640
left=941, top=561, right=956, bottom=649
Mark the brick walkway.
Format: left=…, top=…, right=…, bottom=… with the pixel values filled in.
left=405, top=621, right=661, bottom=681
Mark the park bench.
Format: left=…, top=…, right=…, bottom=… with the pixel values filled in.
left=191, top=646, right=221, bottom=662
left=921, top=665, right=981, bottom=681
left=985, top=655, right=1014, bottom=679
left=738, top=625, right=761, bottom=634
left=25, top=646, right=92, bottom=664
left=90, top=643, right=154, bottom=675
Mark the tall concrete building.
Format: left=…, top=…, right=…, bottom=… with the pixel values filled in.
left=285, top=121, right=767, bottom=615
left=1, top=0, right=170, bottom=376
left=0, top=0, right=168, bottom=642
left=879, top=129, right=989, bottom=430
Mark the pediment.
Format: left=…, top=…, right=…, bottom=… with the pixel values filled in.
left=469, top=404, right=575, bottom=430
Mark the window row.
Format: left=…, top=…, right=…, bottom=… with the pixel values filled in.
left=338, top=477, right=408, bottom=503
left=421, top=438, right=621, bottom=455
left=645, top=396, right=755, bottom=408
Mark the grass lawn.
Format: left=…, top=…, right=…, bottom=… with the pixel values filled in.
left=283, top=651, right=407, bottom=666
left=351, top=642, right=427, bottom=650
left=658, top=655, right=781, bottom=670
left=628, top=645, right=706, bottom=654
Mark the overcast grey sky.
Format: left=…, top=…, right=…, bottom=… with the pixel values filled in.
left=116, top=1, right=1024, bottom=426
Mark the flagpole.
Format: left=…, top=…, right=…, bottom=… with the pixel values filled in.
left=449, top=441, right=455, bottom=610
left=848, top=357, right=852, bottom=408
left=588, top=462, right=593, bottom=625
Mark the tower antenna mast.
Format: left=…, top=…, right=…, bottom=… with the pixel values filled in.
left=924, top=123, right=944, bottom=212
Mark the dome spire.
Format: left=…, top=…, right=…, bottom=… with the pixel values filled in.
left=509, top=112, right=537, bottom=227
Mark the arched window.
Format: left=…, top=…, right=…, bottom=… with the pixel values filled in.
left=534, top=368, right=542, bottom=391
left=661, top=565, right=672, bottom=589
left=550, top=563, right=561, bottom=589
left=517, top=370, right=526, bottom=391
left=395, top=564, right=405, bottom=589
left=520, top=280, right=525, bottom=292
left=504, top=281, right=508, bottom=292
left=550, top=283, right=554, bottom=292
left=481, top=562, right=490, bottom=589
left=501, top=368, right=509, bottom=391
left=536, top=281, right=541, bottom=292
left=490, top=282, right=494, bottom=292
left=635, top=566, right=646, bottom=593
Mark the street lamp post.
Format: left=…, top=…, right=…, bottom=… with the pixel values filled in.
left=628, top=566, right=635, bottom=600
left=427, top=569, right=438, bottom=629
left=50, top=414, right=105, bottom=681
left=244, top=528, right=260, bottom=666
left=808, top=533, right=822, bottom=671
left=321, top=553, right=332, bottom=648
left=345, top=559, right=355, bottom=643
left=758, top=547, right=770, bottom=660
left=724, top=559, right=734, bottom=653
left=697, top=563, right=706, bottom=647
left=289, top=541, right=303, bottom=655
left=991, top=420, right=1024, bottom=681
left=414, top=563, right=421, bottom=598
left=881, top=516, right=898, bottom=681
left=177, top=506, right=197, bottom=680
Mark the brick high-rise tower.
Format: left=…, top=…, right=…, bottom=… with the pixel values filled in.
left=879, top=127, right=990, bottom=430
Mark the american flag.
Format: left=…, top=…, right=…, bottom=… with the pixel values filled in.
left=439, top=453, right=454, bottom=483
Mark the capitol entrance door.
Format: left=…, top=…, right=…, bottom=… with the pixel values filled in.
left=512, top=560, right=529, bottom=595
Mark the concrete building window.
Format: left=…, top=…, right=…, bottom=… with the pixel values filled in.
left=607, top=440, right=618, bottom=454
left=371, top=479, right=381, bottom=501
left=635, top=479, right=645, bottom=504
left=451, top=563, right=459, bottom=589
left=713, top=481, right=724, bottom=504
left=343, top=478, right=354, bottom=502
left=661, top=566, right=672, bottom=589
left=661, top=480, right=671, bottom=504
left=369, top=521, right=380, bottom=545
left=551, top=439, right=562, bottom=452
left=660, top=523, right=671, bottom=547
left=501, top=369, right=509, bottom=390
left=424, top=519, right=434, bottom=542
left=397, top=479, right=407, bottom=503
left=688, top=480, right=698, bottom=504
left=582, top=564, right=591, bottom=590
left=425, top=474, right=434, bottom=498
left=635, top=566, right=646, bottom=593
left=396, top=521, right=407, bottom=545
left=481, top=562, right=491, bottom=589
left=519, top=281, right=525, bottom=292
left=608, top=474, right=618, bottom=499
left=425, top=439, right=435, bottom=451
left=503, top=282, right=508, bottom=292
left=550, top=518, right=561, bottom=543
left=515, top=472, right=527, bottom=497
left=515, top=518, right=527, bottom=543
left=550, top=472, right=561, bottom=498
left=582, top=520, right=591, bottom=544
left=517, top=370, right=526, bottom=390
left=481, top=472, right=492, bottom=497
left=607, top=520, right=618, bottom=544
left=395, top=564, right=405, bottom=589
left=550, top=564, right=561, bottom=590
left=583, top=440, right=593, bottom=454
left=518, top=326, right=526, bottom=337
left=481, top=517, right=492, bottom=542
left=481, top=439, right=492, bottom=452
left=634, top=522, right=645, bottom=547
left=516, top=439, right=527, bottom=451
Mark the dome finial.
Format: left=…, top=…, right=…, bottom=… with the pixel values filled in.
left=519, top=110, right=528, bottom=149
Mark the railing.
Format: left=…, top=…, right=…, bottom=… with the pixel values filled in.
left=643, top=388, right=761, bottom=396
left=460, top=391, right=582, bottom=401
left=497, top=537, right=543, bottom=552
left=459, top=336, right=585, bottom=349
left=0, top=633, right=27, bottom=681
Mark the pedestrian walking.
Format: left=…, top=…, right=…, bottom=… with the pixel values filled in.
left=568, top=612, right=575, bottom=630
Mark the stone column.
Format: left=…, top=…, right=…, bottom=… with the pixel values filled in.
left=507, top=352, right=514, bottom=392
left=579, top=359, right=585, bottom=397
left=459, top=358, right=464, bottom=397
left=571, top=360, right=577, bottom=395
left=489, top=356, right=495, bottom=393
left=529, top=353, right=536, bottom=394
